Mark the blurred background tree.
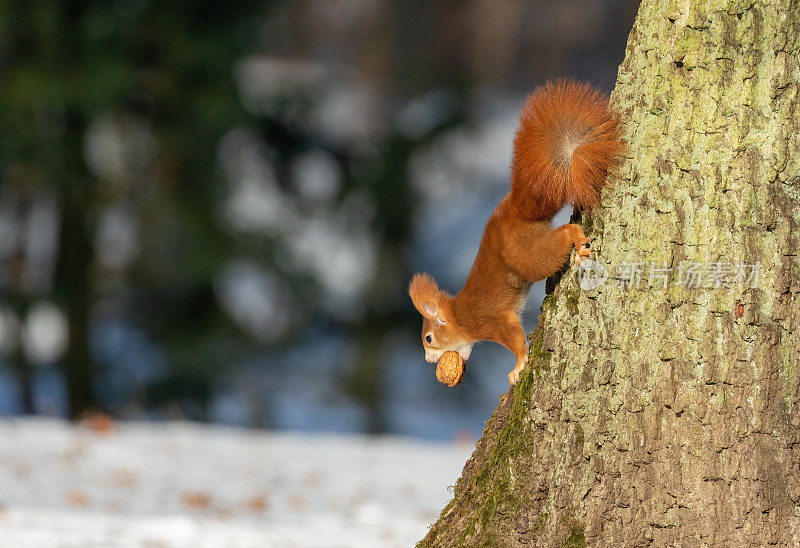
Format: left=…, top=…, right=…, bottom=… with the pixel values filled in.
left=0, top=0, right=637, bottom=438
left=0, top=0, right=265, bottom=418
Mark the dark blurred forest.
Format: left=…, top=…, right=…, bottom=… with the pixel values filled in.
left=0, top=0, right=637, bottom=439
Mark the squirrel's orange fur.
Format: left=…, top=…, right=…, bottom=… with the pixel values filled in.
left=409, top=80, right=623, bottom=385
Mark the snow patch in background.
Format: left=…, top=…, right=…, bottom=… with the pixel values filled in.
left=0, top=417, right=471, bottom=547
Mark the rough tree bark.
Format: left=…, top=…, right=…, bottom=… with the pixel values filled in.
left=420, top=0, right=800, bottom=546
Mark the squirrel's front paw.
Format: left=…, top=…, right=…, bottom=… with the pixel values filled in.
left=508, top=364, right=525, bottom=385
left=508, top=370, right=520, bottom=385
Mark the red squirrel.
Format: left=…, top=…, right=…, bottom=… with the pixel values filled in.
left=408, top=80, right=623, bottom=385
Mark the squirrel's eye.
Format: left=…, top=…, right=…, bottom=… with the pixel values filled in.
left=425, top=334, right=432, bottom=344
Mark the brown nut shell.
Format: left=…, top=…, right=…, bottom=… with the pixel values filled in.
left=436, top=351, right=466, bottom=387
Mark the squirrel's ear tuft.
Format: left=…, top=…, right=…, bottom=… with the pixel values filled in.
left=409, top=273, right=442, bottom=319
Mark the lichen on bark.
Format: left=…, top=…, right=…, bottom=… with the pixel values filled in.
left=419, top=0, right=800, bottom=545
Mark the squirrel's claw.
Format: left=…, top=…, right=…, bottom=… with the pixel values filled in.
left=574, top=244, right=592, bottom=264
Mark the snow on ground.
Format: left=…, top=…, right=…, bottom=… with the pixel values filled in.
left=0, top=417, right=473, bottom=547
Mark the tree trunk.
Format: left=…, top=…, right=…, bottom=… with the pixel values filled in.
left=420, top=0, right=800, bottom=546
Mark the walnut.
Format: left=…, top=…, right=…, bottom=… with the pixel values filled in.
left=436, top=351, right=466, bottom=387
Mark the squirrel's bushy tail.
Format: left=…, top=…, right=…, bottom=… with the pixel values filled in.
left=509, top=80, right=623, bottom=221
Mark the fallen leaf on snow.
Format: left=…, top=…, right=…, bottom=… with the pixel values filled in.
left=65, top=491, right=89, bottom=507
left=245, top=495, right=268, bottom=512
left=80, top=412, right=116, bottom=434
left=181, top=492, right=212, bottom=509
